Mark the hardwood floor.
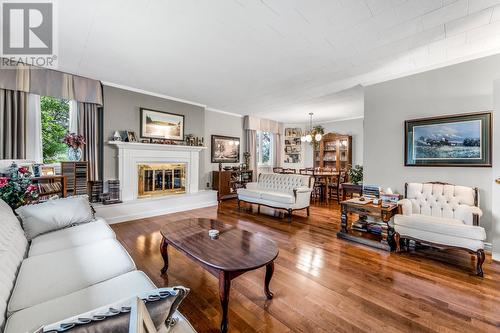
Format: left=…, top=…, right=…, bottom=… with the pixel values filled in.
left=111, top=200, right=500, bottom=333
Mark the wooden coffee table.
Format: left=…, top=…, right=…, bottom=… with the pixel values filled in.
left=159, top=218, right=279, bottom=333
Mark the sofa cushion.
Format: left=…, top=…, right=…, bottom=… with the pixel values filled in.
left=4, top=271, right=156, bottom=333
left=0, top=199, right=28, bottom=331
left=260, top=191, right=295, bottom=204
left=394, top=214, right=486, bottom=241
left=16, top=196, right=95, bottom=240
left=28, top=217, right=115, bottom=257
left=395, top=225, right=484, bottom=252
left=236, top=188, right=262, bottom=199
left=8, top=238, right=136, bottom=313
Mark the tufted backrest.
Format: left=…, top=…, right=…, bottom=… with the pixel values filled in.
left=0, top=199, right=28, bottom=331
left=257, top=173, right=313, bottom=193
left=405, top=183, right=477, bottom=224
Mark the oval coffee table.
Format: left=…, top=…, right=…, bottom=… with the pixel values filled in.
left=160, top=218, right=279, bottom=333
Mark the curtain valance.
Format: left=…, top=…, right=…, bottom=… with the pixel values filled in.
left=0, top=60, right=103, bottom=105
left=243, top=115, right=283, bottom=134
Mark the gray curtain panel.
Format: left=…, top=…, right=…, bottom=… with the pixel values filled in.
left=77, top=102, right=102, bottom=181
left=245, top=129, right=257, bottom=181
left=0, top=89, right=27, bottom=159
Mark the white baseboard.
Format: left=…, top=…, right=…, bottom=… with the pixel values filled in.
left=485, top=242, right=492, bottom=252
left=94, top=190, right=218, bottom=224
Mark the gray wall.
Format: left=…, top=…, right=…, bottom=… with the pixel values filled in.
left=203, top=110, right=244, bottom=188
left=364, top=54, right=500, bottom=243
left=103, top=86, right=206, bottom=187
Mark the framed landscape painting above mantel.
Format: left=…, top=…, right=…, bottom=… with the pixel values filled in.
left=405, top=112, right=492, bottom=167
left=140, top=108, right=185, bottom=141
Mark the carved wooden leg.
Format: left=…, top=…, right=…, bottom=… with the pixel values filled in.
left=264, top=262, right=274, bottom=299
left=219, top=271, right=231, bottom=333
left=340, top=204, right=348, bottom=233
left=257, top=204, right=261, bottom=214
left=306, top=207, right=310, bottom=217
left=394, top=232, right=401, bottom=253
left=287, top=209, right=292, bottom=222
left=160, top=236, right=169, bottom=274
left=476, top=249, right=485, bottom=277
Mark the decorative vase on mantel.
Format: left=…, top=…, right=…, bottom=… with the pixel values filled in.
left=68, top=146, right=83, bottom=161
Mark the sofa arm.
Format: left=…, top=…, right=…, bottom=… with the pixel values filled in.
left=294, top=186, right=311, bottom=194
left=245, top=182, right=258, bottom=190
left=455, top=205, right=483, bottom=226
left=397, top=199, right=412, bottom=216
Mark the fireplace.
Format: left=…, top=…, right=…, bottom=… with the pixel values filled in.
left=138, top=163, right=186, bottom=198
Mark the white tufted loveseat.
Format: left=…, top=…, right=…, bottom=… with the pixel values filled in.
left=394, top=182, right=486, bottom=276
left=237, top=173, right=314, bottom=221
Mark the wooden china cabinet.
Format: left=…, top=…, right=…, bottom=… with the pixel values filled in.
left=314, top=133, right=352, bottom=171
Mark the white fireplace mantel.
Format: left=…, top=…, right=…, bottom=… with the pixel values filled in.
left=108, top=141, right=207, bottom=201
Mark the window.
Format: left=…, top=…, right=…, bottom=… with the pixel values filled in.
left=256, top=131, right=273, bottom=166
left=40, top=96, right=77, bottom=163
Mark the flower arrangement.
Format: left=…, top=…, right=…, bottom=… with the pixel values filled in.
left=347, top=165, right=363, bottom=185
left=0, top=163, right=38, bottom=209
left=63, top=133, right=86, bottom=148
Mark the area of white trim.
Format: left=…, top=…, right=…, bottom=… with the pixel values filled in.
left=205, top=107, right=243, bottom=118
left=485, top=242, right=492, bottom=252
left=101, top=81, right=207, bottom=108
left=94, top=190, right=218, bottom=224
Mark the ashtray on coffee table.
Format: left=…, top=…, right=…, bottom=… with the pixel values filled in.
left=159, top=218, right=279, bottom=333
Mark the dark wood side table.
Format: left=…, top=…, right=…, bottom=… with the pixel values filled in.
left=160, top=218, right=278, bottom=333
left=340, top=183, right=363, bottom=201
left=337, top=200, right=398, bottom=251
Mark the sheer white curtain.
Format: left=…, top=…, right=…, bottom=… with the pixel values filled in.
left=25, top=94, right=42, bottom=163
left=68, top=100, right=78, bottom=133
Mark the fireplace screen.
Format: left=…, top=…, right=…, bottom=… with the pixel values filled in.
left=138, top=163, right=186, bottom=198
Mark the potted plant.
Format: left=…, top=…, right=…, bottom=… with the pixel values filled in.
left=63, top=133, right=86, bottom=161
left=347, top=165, right=363, bottom=185
left=0, top=163, right=38, bottom=209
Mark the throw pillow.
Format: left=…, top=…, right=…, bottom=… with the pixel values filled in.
left=42, top=287, right=189, bottom=332
left=16, top=195, right=95, bottom=240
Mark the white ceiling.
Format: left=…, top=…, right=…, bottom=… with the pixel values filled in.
left=58, top=0, right=500, bottom=123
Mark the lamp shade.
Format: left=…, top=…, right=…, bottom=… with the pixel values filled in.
left=315, top=133, right=322, bottom=141
left=305, top=134, right=312, bottom=142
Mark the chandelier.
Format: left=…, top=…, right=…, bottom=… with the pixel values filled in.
left=300, top=112, right=322, bottom=143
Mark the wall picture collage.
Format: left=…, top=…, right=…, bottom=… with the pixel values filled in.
left=284, top=128, right=302, bottom=163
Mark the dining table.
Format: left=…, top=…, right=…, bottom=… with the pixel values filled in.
left=310, top=171, right=339, bottom=202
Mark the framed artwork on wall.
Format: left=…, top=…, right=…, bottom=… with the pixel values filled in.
left=140, top=108, right=185, bottom=141
left=405, top=112, right=492, bottom=167
left=211, top=135, right=240, bottom=163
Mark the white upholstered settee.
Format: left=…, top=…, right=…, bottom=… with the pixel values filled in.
left=237, top=173, right=314, bottom=221
left=394, top=182, right=486, bottom=276
left=0, top=198, right=196, bottom=333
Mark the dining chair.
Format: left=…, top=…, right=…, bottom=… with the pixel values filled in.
left=328, top=171, right=347, bottom=204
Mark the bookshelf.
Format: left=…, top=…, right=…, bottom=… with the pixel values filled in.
left=314, top=133, right=352, bottom=171
left=61, top=161, right=89, bottom=196
left=213, top=170, right=253, bottom=202
left=32, top=175, right=67, bottom=199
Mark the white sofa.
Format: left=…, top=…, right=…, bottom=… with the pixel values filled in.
left=237, top=173, right=314, bottom=221
left=394, top=182, right=486, bottom=276
left=0, top=198, right=197, bottom=333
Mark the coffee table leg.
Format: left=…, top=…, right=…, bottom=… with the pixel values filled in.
left=264, top=262, right=274, bottom=299
left=219, top=271, right=231, bottom=333
left=160, top=236, right=169, bottom=274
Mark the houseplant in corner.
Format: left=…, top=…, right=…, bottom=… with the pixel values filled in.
left=347, top=165, right=363, bottom=185
left=63, top=133, right=86, bottom=161
left=0, top=162, right=38, bottom=209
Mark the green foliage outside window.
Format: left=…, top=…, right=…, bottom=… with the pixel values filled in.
left=41, top=96, right=70, bottom=163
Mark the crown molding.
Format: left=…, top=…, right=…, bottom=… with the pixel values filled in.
left=101, top=81, right=207, bottom=108
left=205, top=107, right=243, bottom=118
